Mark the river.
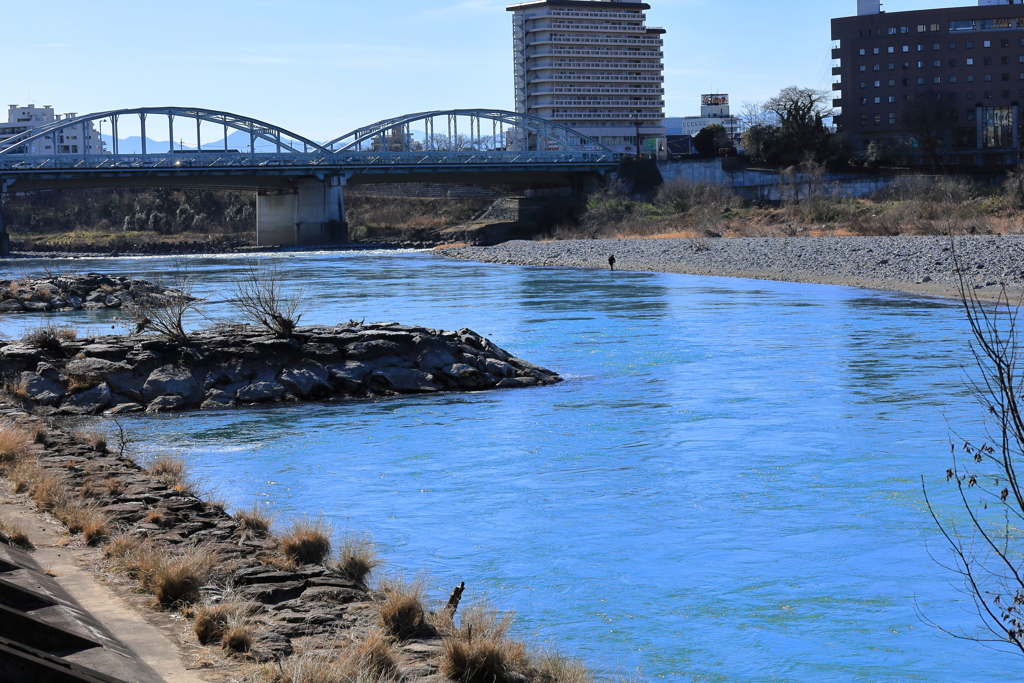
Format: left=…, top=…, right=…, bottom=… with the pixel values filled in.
left=1, top=251, right=1010, bottom=682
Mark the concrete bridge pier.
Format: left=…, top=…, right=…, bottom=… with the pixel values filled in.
left=0, top=182, right=10, bottom=257
left=257, top=175, right=348, bottom=247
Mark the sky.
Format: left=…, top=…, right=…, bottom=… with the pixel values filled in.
left=0, top=0, right=974, bottom=142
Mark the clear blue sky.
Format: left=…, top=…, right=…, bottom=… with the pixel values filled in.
left=1, top=0, right=967, bottom=141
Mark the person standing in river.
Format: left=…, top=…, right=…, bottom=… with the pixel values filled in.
left=608, top=255, right=616, bottom=271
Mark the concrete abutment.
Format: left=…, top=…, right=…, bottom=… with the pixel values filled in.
left=257, top=175, right=348, bottom=247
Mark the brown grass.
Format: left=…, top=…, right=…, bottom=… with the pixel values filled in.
left=105, top=537, right=217, bottom=606
left=147, top=455, right=205, bottom=496
left=146, top=509, right=168, bottom=527
left=256, top=630, right=400, bottom=683
left=333, top=532, right=381, bottom=586
left=192, top=598, right=258, bottom=645
left=0, top=423, right=34, bottom=467
left=74, top=429, right=108, bottom=453
left=279, top=516, right=332, bottom=567
left=56, top=501, right=110, bottom=545
left=377, top=574, right=434, bottom=641
left=437, top=601, right=530, bottom=683
left=220, top=617, right=255, bottom=653
left=233, top=501, right=274, bottom=534
left=0, top=518, right=33, bottom=549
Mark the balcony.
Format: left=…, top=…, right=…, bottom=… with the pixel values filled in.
left=527, top=48, right=664, bottom=59
left=833, top=98, right=843, bottom=107
left=832, top=48, right=841, bottom=59
left=529, top=74, right=665, bottom=84
left=536, top=100, right=666, bottom=108
left=544, top=112, right=663, bottom=120
left=530, top=87, right=665, bottom=96
left=527, top=36, right=664, bottom=47
left=832, top=82, right=842, bottom=90
left=832, top=66, right=842, bottom=75
left=531, top=61, right=663, bottom=71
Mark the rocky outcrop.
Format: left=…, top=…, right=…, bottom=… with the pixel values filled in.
left=0, top=273, right=187, bottom=313
left=1, top=323, right=561, bottom=415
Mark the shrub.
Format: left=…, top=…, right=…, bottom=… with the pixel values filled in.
left=532, top=653, right=594, bottom=683
left=438, top=601, right=530, bottom=683
left=21, top=323, right=77, bottom=353
left=74, top=429, right=108, bottom=453
left=220, top=616, right=255, bottom=653
left=334, top=532, right=381, bottom=586
left=0, top=424, right=34, bottom=467
left=233, top=501, right=274, bottom=534
left=279, top=516, right=332, bottom=566
left=377, top=574, right=434, bottom=641
left=0, top=518, right=33, bottom=549
left=230, top=261, right=307, bottom=338
left=56, top=501, right=110, bottom=544
left=257, top=630, right=400, bottom=683
left=192, top=598, right=257, bottom=645
left=147, top=455, right=205, bottom=496
left=145, top=545, right=218, bottom=607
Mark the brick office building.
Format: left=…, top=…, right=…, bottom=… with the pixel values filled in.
left=832, top=0, right=1024, bottom=166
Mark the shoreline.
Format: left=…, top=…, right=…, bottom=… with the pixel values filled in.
left=438, top=235, right=1024, bottom=303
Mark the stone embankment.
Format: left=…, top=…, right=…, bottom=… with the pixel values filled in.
left=0, top=273, right=187, bottom=313
left=440, top=235, right=1024, bottom=300
left=0, top=405, right=428, bottom=670
left=2, top=323, right=560, bottom=416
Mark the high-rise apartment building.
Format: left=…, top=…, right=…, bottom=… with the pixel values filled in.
left=506, top=0, right=667, bottom=156
left=832, top=0, right=1024, bottom=166
left=0, top=104, right=105, bottom=155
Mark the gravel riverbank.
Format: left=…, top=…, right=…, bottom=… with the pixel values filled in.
left=441, top=235, right=1024, bottom=301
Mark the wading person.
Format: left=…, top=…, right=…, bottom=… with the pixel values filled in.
left=608, top=254, right=616, bottom=271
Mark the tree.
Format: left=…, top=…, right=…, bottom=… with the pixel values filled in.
left=693, top=124, right=732, bottom=157
left=921, top=250, right=1024, bottom=655
left=124, top=260, right=201, bottom=344
left=742, top=86, right=844, bottom=167
left=898, top=92, right=951, bottom=172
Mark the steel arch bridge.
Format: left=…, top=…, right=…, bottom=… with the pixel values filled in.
left=0, top=106, right=618, bottom=253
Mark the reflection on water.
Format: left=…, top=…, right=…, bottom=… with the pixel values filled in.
left=1, top=252, right=1007, bottom=681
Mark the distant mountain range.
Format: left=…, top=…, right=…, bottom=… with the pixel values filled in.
left=100, top=129, right=428, bottom=154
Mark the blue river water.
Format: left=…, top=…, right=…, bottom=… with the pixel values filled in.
left=1, top=251, right=1012, bottom=681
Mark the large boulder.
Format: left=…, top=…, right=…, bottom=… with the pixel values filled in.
left=344, top=339, right=407, bottom=360
left=142, top=364, right=202, bottom=404
left=236, top=381, right=286, bottom=403
left=417, top=348, right=457, bottom=371
left=442, top=363, right=495, bottom=390
left=61, top=383, right=112, bottom=414
left=65, top=357, right=132, bottom=380
left=326, top=361, right=374, bottom=390
left=278, top=361, right=332, bottom=398
left=368, top=367, right=439, bottom=393
left=18, top=371, right=65, bottom=406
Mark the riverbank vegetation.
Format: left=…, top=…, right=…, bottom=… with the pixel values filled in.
left=550, top=172, right=1024, bottom=241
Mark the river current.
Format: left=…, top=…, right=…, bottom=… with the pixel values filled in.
left=2, top=251, right=1012, bottom=682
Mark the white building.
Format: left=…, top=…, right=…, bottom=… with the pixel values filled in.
left=506, top=0, right=667, bottom=157
left=0, top=104, right=105, bottom=155
left=664, top=94, right=742, bottom=146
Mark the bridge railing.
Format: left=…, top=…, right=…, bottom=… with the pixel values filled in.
left=0, top=150, right=616, bottom=172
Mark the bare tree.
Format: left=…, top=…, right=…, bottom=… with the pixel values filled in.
left=230, top=261, right=306, bottom=338
left=921, top=246, right=1024, bottom=655
left=898, top=92, right=951, bottom=173
left=123, top=260, right=200, bottom=344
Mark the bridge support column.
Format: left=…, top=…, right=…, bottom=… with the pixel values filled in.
left=256, top=175, right=347, bottom=247
left=0, top=182, right=9, bottom=258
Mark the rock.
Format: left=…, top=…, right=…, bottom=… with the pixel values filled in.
left=79, top=343, right=129, bottom=360
left=65, top=357, right=133, bottom=380
left=496, top=377, right=539, bottom=388
left=0, top=344, right=44, bottom=365
left=0, top=299, right=24, bottom=312
left=368, top=367, right=439, bottom=393
left=442, top=363, right=494, bottom=389
left=238, top=580, right=307, bottom=604
left=61, top=383, right=112, bottom=414
left=201, top=390, right=235, bottom=409
left=142, top=365, right=202, bottom=403
left=204, top=360, right=255, bottom=388
left=18, top=372, right=65, bottom=405
left=22, top=301, right=50, bottom=312
left=236, top=381, right=286, bottom=403
left=251, top=632, right=293, bottom=662
left=301, top=343, right=340, bottom=360
left=147, top=395, right=187, bottom=412
left=483, top=358, right=516, bottom=378
left=278, top=361, right=332, bottom=398
left=417, top=348, right=457, bottom=371
left=35, top=363, right=61, bottom=381
left=106, top=402, right=144, bottom=414
left=300, top=586, right=365, bottom=604
left=234, top=569, right=302, bottom=585
left=344, top=339, right=407, bottom=360
left=326, top=361, right=374, bottom=388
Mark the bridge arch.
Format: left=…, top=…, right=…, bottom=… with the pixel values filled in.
left=0, top=107, right=330, bottom=157
left=324, top=109, right=613, bottom=154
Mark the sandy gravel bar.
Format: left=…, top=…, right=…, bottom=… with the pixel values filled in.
left=441, top=235, right=1024, bottom=301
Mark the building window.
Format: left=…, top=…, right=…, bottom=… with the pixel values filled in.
left=888, top=79, right=896, bottom=86
left=889, top=112, right=897, bottom=124
left=1003, top=89, right=1011, bottom=98
left=968, top=91, right=975, bottom=99
left=967, top=108, right=976, bottom=121
left=930, top=24, right=939, bottom=31
left=949, top=59, right=957, bottom=67
left=950, top=109, right=958, bottom=122
left=1003, top=56, right=1011, bottom=65
left=859, top=48, right=866, bottom=56
left=874, top=96, right=881, bottom=104
left=967, top=41, right=974, bottom=49
left=984, top=57, right=993, bottom=65
left=903, top=62, right=910, bottom=69
left=888, top=95, right=896, bottom=103
left=985, top=74, right=993, bottom=82
left=860, top=81, right=867, bottom=88
left=949, top=42, right=956, bottom=49
left=967, top=58, right=974, bottom=65
left=874, top=80, right=881, bottom=87
left=888, top=27, right=896, bottom=35
left=860, top=114, right=868, bottom=126
left=874, top=114, right=882, bottom=125
left=874, top=64, right=881, bottom=71
left=933, top=60, right=941, bottom=67
left=918, top=78, right=926, bottom=85
left=902, top=78, right=910, bottom=85
left=1003, top=73, right=1011, bottom=81
left=984, top=40, right=992, bottom=48
left=934, top=77, right=942, bottom=84
left=888, top=46, right=895, bottom=54
left=901, top=26, right=909, bottom=34
left=888, top=63, right=895, bottom=70
left=968, top=75, right=975, bottom=82
left=917, top=24, right=926, bottom=32
left=902, top=45, right=909, bottom=53
left=918, top=44, right=924, bottom=51
left=860, top=65, right=867, bottom=72
left=860, top=97, right=868, bottom=104
left=985, top=90, right=994, bottom=98
left=917, top=61, right=925, bottom=68
left=1002, top=39, right=1010, bottom=48
left=933, top=43, right=940, bottom=50
left=873, top=47, right=880, bottom=55
left=950, top=76, right=958, bottom=83
left=983, top=106, right=1013, bottom=147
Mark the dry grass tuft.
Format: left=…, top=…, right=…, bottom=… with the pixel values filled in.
left=0, top=518, right=33, bottom=549
left=437, top=600, right=532, bottom=683
left=377, top=574, right=434, bottom=641
left=75, top=429, right=108, bottom=453
left=334, top=532, right=381, bottom=586
left=0, top=423, right=34, bottom=467
left=146, top=509, right=168, bottom=527
left=220, top=616, right=256, bottom=653
left=147, top=455, right=205, bottom=496
left=233, top=501, right=274, bottom=534
left=145, top=545, right=219, bottom=607
left=56, top=501, right=110, bottom=545
left=256, top=629, right=401, bottom=683
left=279, top=516, right=332, bottom=567
left=532, top=653, right=594, bottom=683
left=192, top=598, right=258, bottom=645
